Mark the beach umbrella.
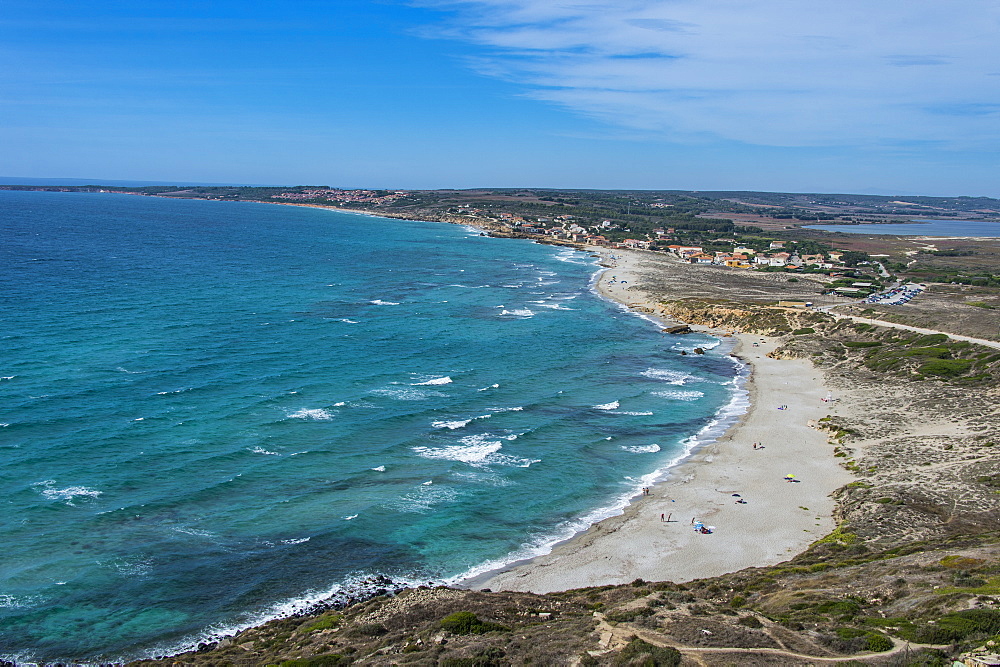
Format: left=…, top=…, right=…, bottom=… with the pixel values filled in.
left=785, top=474, right=795, bottom=480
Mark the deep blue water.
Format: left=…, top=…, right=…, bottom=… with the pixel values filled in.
left=805, top=219, right=1000, bottom=236
left=0, top=191, right=743, bottom=662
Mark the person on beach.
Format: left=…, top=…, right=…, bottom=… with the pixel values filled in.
left=660, top=513, right=664, bottom=522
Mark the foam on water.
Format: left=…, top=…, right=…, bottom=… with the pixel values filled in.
left=369, top=299, right=400, bottom=306
left=432, top=414, right=490, bottom=430
left=413, top=433, right=538, bottom=468
left=391, top=484, right=459, bottom=513
left=529, top=300, right=575, bottom=310
left=592, top=400, right=620, bottom=410
left=370, top=387, right=446, bottom=401
left=286, top=408, right=333, bottom=420
left=621, top=444, right=661, bottom=453
left=499, top=308, right=534, bottom=318
left=652, top=389, right=705, bottom=401
left=642, top=368, right=699, bottom=384
left=413, top=376, right=452, bottom=386
left=32, top=480, right=102, bottom=505
left=412, top=439, right=502, bottom=466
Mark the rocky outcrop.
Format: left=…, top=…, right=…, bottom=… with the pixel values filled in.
left=656, top=299, right=826, bottom=336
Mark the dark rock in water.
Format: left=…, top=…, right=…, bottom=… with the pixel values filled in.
left=662, top=325, right=692, bottom=334
left=680, top=350, right=688, bottom=355
left=694, top=347, right=705, bottom=355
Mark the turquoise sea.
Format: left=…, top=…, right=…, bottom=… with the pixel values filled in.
left=0, top=191, right=745, bottom=662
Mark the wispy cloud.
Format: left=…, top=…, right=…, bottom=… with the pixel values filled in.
left=415, top=0, right=1000, bottom=148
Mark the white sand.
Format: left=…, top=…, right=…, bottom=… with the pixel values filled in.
left=478, top=249, right=853, bottom=592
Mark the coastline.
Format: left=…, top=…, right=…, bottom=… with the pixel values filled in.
left=476, top=248, right=854, bottom=592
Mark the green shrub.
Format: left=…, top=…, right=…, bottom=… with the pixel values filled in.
left=605, top=607, right=656, bottom=622
left=834, top=627, right=866, bottom=639
left=348, top=623, right=388, bottom=637
left=738, top=615, right=763, bottom=628
left=913, top=333, right=949, bottom=346
left=612, top=638, right=681, bottom=666
left=278, top=655, right=351, bottom=667
left=792, top=327, right=815, bottom=335
left=301, top=613, right=343, bottom=633
left=919, top=358, right=972, bottom=377
left=865, top=631, right=893, bottom=652
left=439, top=611, right=509, bottom=635
left=843, top=341, right=882, bottom=348
left=915, top=609, right=1000, bottom=643
left=440, top=647, right=507, bottom=667
left=815, top=598, right=862, bottom=619
left=903, top=346, right=950, bottom=358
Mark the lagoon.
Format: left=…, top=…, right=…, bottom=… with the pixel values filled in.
left=805, top=219, right=1000, bottom=237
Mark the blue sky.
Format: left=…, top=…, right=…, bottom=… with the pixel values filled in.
left=2, top=0, right=998, bottom=195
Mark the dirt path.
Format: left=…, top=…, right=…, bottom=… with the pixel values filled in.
left=829, top=312, right=1000, bottom=350
left=588, top=614, right=951, bottom=664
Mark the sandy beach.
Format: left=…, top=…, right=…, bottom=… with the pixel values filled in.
left=479, top=249, right=854, bottom=592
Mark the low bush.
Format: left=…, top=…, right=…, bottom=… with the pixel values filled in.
left=605, top=607, right=656, bottom=622
left=919, top=359, right=972, bottom=377
left=903, top=346, right=951, bottom=358
left=913, top=333, right=949, bottom=346
left=301, top=613, right=343, bottom=633
left=348, top=623, right=388, bottom=637
left=278, top=655, right=351, bottom=667
left=865, top=631, right=894, bottom=652
left=914, top=609, right=1000, bottom=643
left=612, top=638, right=681, bottom=666
left=440, top=647, right=507, bottom=667
left=439, top=611, right=509, bottom=635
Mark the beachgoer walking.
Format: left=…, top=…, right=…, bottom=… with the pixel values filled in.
left=660, top=513, right=664, bottom=522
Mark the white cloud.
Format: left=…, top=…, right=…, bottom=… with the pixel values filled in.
left=416, top=0, right=1000, bottom=147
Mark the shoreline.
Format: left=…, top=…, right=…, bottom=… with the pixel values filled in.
left=475, top=248, right=854, bottom=592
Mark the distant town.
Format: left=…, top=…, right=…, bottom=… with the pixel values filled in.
left=4, top=183, right=999, bottom=292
